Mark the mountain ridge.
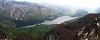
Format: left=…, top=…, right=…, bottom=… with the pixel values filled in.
left=44, top=13, right=100, bottom=40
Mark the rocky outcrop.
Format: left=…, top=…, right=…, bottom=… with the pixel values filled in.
left=43, top=13, right=100, bottom=40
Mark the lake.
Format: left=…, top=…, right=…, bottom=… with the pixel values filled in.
left=41, top=16, right=77, bottom=25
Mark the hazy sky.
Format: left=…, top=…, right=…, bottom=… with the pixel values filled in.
left=15, top=0, right=100, bottom=9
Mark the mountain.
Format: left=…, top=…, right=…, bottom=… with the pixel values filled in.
left=44, top=13, right=100, bottom=40
left=0, top=0, right=69, bottom=27
left=0, top=0, right=64, bottom=21
left=0, top=0, right=92, bottom=27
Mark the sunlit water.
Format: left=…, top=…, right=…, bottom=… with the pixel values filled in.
left=24, top=16, right=77, bottom=28
left=41, top=16, right=77, bottom=25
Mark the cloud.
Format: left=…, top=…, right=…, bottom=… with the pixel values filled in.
left=15, top=0, right=100, bottom=9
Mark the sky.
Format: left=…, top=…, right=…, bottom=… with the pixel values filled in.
left=15, top=0, right=100, bottom=9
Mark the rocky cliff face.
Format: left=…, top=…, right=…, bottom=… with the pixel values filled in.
left=43, top=13, right=100, bottom=40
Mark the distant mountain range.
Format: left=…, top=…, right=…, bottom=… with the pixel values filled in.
left=0, top=0, right=67, bottom=21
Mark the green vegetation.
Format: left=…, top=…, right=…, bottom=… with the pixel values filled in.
left=0, top=22, right=55, bottom=40
left=17, top=25, right=55, bottom=40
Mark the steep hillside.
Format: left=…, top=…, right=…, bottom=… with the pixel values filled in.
left=44, top=13, right=100, bottom=40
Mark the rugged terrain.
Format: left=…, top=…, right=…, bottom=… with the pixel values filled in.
left=44, top=13, right=100, bottom=40
left=0, top=0, right=95, bottom=40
